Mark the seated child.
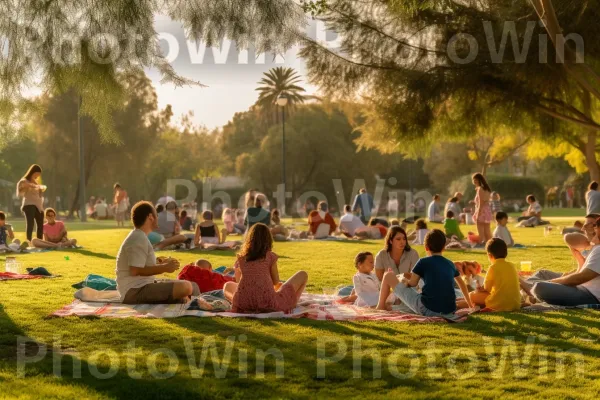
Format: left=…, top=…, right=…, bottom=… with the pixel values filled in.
left=376, top=229, right=473, bottom=315
left=410, top=219, right=430, bottom=245
left=351, top=251, right=396, bottom=308
left=0, top=211, right=28, bottom=252
left=270, top=209, right=289, bottom=237
left=33, top=208, right=77, bottom=249
left=178, top=259, right=235, bottom=293
left=194, top=210, right=225, bottom=247
left=454, top=261, right=484, bottom=291
left=443, top=210, right=464, bottom=240
left=468, top=238, right=521, bottom=311
left=493, top=211, right=514, bottom=247
left=179, top=210, right=194, bottom=231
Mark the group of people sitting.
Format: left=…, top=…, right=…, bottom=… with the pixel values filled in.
left=112, top=198, right=600, bottom=314
left=0, top=209, right=78, bottom=252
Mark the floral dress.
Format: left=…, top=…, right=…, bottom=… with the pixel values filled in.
left=231, top=251, right=298, bottom=313
left=474, top=187, right=492, bottom=224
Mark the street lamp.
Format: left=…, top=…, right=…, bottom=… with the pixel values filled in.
left=277, top=93, right=288, bottom=216
left=276, top=93, right=288, bottom=189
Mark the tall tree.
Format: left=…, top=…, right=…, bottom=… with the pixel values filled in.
left=299, top=0, right=600, bottom=179
left=0, top=1, right=306, bottom=143
left=255, top=67, right=311, bottom=121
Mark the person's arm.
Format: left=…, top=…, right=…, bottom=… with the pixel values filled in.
left=403, top=272, right=421, bottom=287
left=193, top=225, right=201, bottom=246
left=7, top=226, right=15, bottom=240
left=130, top=258, right=179, bottom=277
left=569, top=247, right=586, bottom=271
left=482, top=266, right=494, bottom=293
left=550, top=268, right=599, bottom=286
left=455, top=277, right=474, bottom=308
left=234, top=264, right=242, bottom=283
left=215, top=223, right=222, bottom=243
left=270, top=261, right=280, bottom=285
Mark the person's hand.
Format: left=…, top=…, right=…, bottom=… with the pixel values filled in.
left=164, top=258, right=180, bottom=273
left=403, top=272, right=412, bottom=280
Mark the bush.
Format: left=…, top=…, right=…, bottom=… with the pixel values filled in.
left=449, top=174, right=545, bottom=203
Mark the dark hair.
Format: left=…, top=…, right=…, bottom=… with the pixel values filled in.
left=344, top=204, right=351, bottom=213
left=180, top=210, right=187, bottom=218
left=446, top=210, right=454, bottom=218
left=0, top=211, right=5, bottom=221
left=447, top=196, right=458, bottom=203
left=424, top=229, right=446, bottom=253
left=23, top=164, right=42, bottom=181
left=44, top=208, right=56, bottom=217
left=415, top=219, right=428, bottom=230
left=165, top=201, right=178, bottom=211
left=486, top=238, right=508, bottom=259
left=433, top=194, right=440, bottom=201
left=113, top=183, right=122, bottom=190
left=318, top=201, right=328, bottom=212
left=384, top=226, right=412, bottom=253
left=589, top=181, right=599, bottom=191
left=527, top=195, right=536, bottom=203
left=202, top=210, right=213, bottom=220
left=354, top=251, right=373, bottom=268
left=155, top=204, right=164, bottom=214
left=472, top=173, right=491, bottom=192
left=254, top=197, right=263, bottom=208
left=586, top=213, right=600, bottom=220
left=239, top=223, right=273, bottom=262
left=131, top=201, right=156, bottom=228
left=271, top=209, right=281, bottom=224
left=495, top=211, right=508, bottom=221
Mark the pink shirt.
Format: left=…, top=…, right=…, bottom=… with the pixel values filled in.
left=43, top=221, right=65, bottom=239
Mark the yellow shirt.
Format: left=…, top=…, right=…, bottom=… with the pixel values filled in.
left=484, top=259, right=521, bottom=311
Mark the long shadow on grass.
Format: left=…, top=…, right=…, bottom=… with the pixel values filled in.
left=65, top=248, right=116, bottom=260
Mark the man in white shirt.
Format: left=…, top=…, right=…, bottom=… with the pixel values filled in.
left=427, top=194, right=443, bottom=223
left=517, top=195, right=544, bottom=227
left=94, top=199, right=108, bottom=219
left=339, top=205, right=367, bottom=237
left=116, top=201, right=198, bottom=304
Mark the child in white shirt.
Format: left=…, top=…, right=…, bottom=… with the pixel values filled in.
left=352, top=251, right=396, bottom=308
left=493, top=211, right=515, bottom=247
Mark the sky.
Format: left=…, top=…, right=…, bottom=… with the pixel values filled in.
left=147, top=16, right=330, bottom=130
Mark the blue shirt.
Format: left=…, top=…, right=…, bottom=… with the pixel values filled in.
left=412, top=255, right=460, bottom=314
left=352, top=193, right=374, bottom=218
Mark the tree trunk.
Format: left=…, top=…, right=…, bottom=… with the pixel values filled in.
left=481, top=163, right=488, bottom=176
left=582, top=90, right=600, bottom=181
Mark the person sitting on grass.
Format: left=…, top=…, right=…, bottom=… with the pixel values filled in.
left=194, top=210, right=225, bottom=247
left=339, top=204, right=367, bottom=237
left=466, top=238, right=521, bottom=311
left=179, top=210, right=194, bottom=231
left=223, top=223, right=308, bottom=313
left=517, top=195, right=545, bottom=227
left=245, top=196, right=271, bottom=231
left=427, top=194, right=443, bottom=223
left=563, top=214, right=599, bottom=253
left=376, top=229, right=473, bottom=315
left=222, top=208, right=236, bottom=234
left=308, top=201, right=337, bottom=238
left=443, top=210, right=464, bottom=241
left=0, top=211, right=28, bottom=252
left=147, top=201, right=189, bottom=250
left=374, top=226, right=420, bottom=281
left=493, top=211, right=514, bottom=247
left=31, top=208, right=77, bottom=249
left=116, top=201, right=198, bottom=304
left=269, top=209, right=288, bottom=237
left=410, top=219, right=430, bottom=245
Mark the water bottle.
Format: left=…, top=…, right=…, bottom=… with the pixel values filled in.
left=5, top=257, right=16, bottom=273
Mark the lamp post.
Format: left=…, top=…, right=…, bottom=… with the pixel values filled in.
left=78, top=95, right=87, bottom=222
left=276, top=94, right=288, bottom=207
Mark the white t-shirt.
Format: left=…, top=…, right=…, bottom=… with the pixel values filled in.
left=579, top=245, right=600, bottom=300
left=339, top=213, right=365, bottom=236
left=412, top=229, right=430, bottom=245
left=493, top=225, right=514, bottom=247
left=115, top=229, right=157, bottom=297
left=94, top=203, right=108, bottom=218
left=528, top=201, right=542, bottom=215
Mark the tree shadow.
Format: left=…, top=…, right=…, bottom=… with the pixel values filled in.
left=66, top=248, right=116, bottom=260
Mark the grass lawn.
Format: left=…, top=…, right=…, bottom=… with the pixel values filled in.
left=1, top=214, right=600, bottom=399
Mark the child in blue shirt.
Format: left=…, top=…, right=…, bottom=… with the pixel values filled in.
left=376, top=229, right=473, bottom=316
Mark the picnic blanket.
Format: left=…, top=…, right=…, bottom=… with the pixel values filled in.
left=0, top=271, right=58, bottom=281
left=172, top=241, right=242, bottom=252
left=51, top=292, right=476, bottom=322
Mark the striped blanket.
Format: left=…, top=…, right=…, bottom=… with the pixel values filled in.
left=51, top=293, right=475, bottom=322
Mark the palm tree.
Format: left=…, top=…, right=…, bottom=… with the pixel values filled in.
left=255, top=67, right=309, bottom=121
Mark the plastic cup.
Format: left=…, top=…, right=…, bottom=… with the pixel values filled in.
left=520, top=261, right=532, bottom=272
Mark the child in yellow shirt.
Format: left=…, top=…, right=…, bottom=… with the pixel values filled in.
left=469, top=238, right=521, bottom=311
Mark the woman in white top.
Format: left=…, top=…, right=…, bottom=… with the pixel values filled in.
left=586, top=181, right=600, bottom=215
left=16, top=164, right=46, bottom=241
left=374, top=226, right=420, bottom=281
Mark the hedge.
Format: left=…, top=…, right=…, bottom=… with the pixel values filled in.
left=449, top=174, right=545, bottom=202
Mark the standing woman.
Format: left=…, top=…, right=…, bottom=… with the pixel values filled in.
left=17, top=164, right=46, bottom=241
left=113, top=183, right=129, bottom=227
left=472, top=173, right=493, bottom=244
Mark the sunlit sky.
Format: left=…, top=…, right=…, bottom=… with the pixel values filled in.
left=147, top=16, right=330, bottom=129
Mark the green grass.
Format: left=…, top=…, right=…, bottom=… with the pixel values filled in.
left=1, top=216, right=600, bottom=399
